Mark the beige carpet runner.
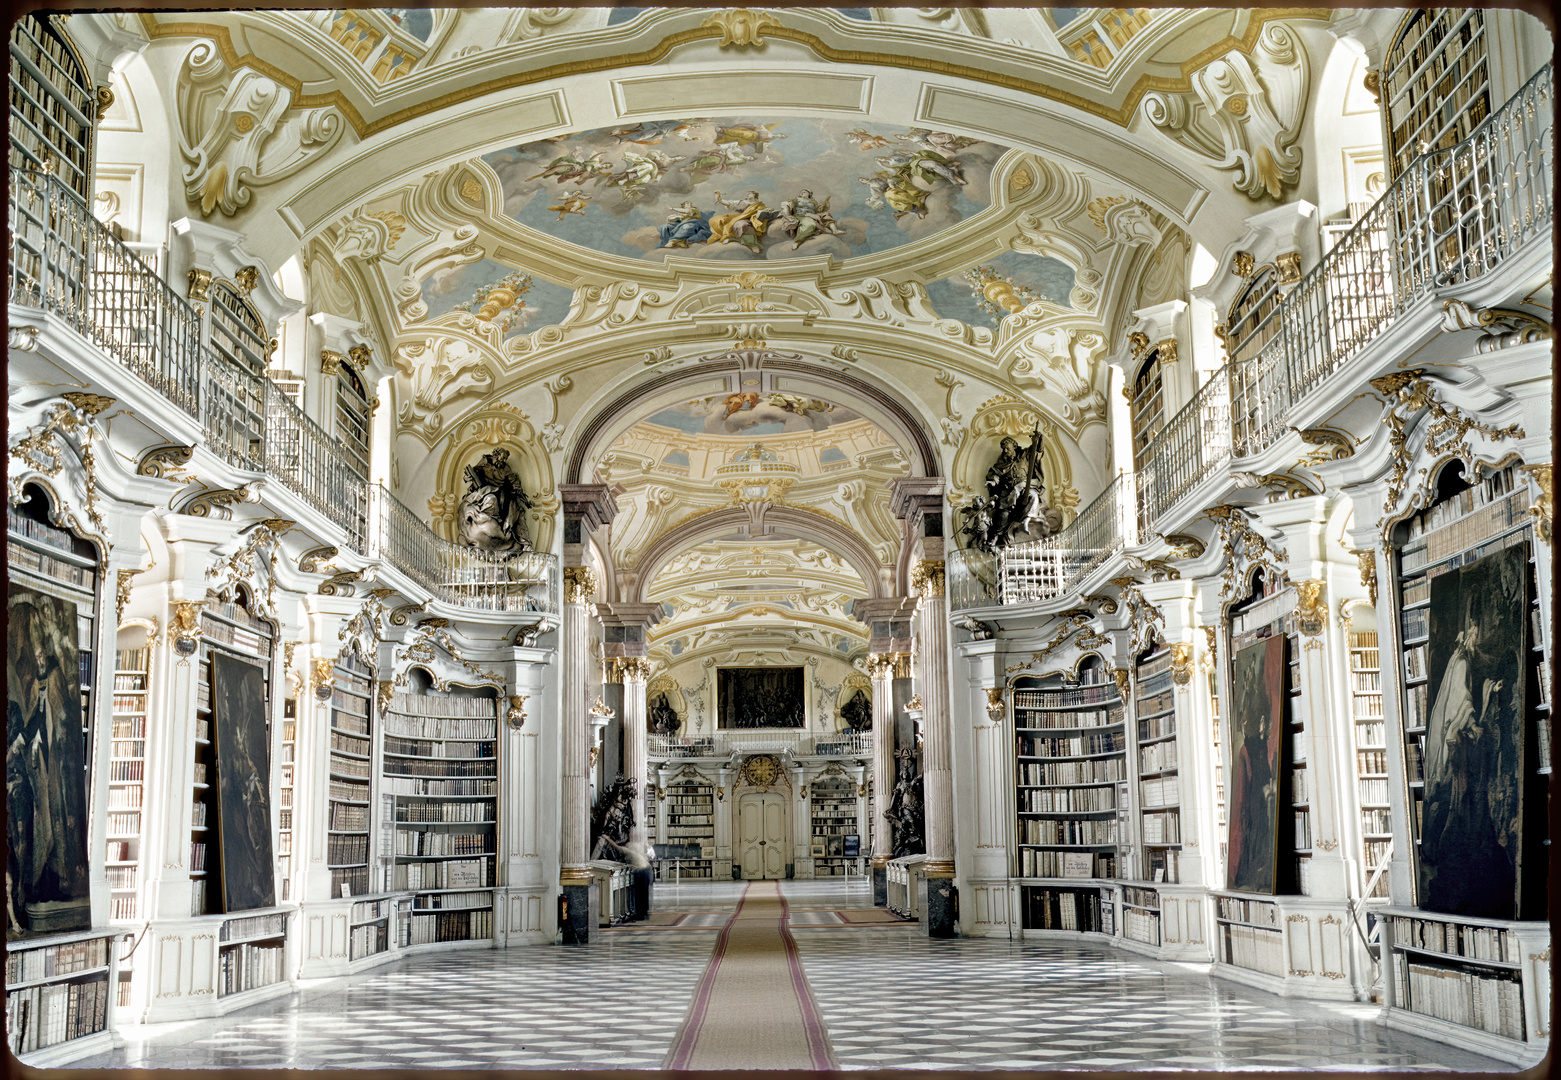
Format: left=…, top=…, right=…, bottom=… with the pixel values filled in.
left=663, top=883, right=837, bottom=1070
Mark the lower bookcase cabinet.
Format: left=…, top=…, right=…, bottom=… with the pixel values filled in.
left=1379, top=906, right=1550, bottom=1064
left=297, top=893, right=410, bottom=977
left=1011, top=881, right=1212, bottom=961
left=141, top=908, right=297, bottom=1022
left=5, top=928, right=128, bottom=1065
left=1211, top=892, right=1358, bottom=1000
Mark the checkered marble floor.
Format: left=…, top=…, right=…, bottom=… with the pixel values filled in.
left=791, top=930, right=1523, bottom=1072
left=69, top=881, right=1525, bottom=1071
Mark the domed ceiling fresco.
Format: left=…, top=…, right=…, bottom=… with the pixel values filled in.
left=480, top=117, right=1010, bottom=263
left=643, top=394, right=861, bottom=436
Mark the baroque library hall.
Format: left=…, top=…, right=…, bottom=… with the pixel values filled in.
left=4, top=4, right=1556, bottom=1072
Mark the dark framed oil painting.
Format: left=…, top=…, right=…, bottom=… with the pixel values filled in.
left=6, top=584, right=92, bottom=938
left=211, top=650, right=276, bottom=912
left=1226, top=634, right=1286, bottom=895
left=1419, top=542, right=1528, bottom=919
left=719, top=667, right=804, bottom=728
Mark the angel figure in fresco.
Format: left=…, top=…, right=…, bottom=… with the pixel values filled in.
left=525, top=148, right=612, bottom=185
left=859, top=172, right=930, bottom=219
left=898, top=128, right=980, bottom=156
left=603, top=149, right=683, bottom=202
left=708, top=190, right=776, bottom=252
left=684, top=143, right=751, bottom=176
left=722, top=392, right=760, bottom=418
left=846, top=128, right=892, bottom=152
left=547, top=189, right=591, bottom=220
left=714, top=122, right=787, bottom=154
left=609, top=119, right=693, bottom=144
left=876, top=148, right=967, bottom=187
left=768, top=392, right=831, bottom=418
left=772, top=190, right=844, bottom=249
left=657, top=201, right=712, bottom=248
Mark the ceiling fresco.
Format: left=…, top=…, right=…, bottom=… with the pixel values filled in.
left=643, top=394, right=862, bottom=436
left=925, top=251, right=1079, bottom=331
left=480, top=118, right=1009, bottom=264
left=417, top=257, right=576, bottom=336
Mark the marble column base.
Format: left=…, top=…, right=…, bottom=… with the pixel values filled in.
left=560, top=882, right=597, bottom=945
left=871, top=865, right=888, bottom=907
left=919, top=875, right=957, bottom=938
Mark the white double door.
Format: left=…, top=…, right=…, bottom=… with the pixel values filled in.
left=737, top=792, right=787, bottom=879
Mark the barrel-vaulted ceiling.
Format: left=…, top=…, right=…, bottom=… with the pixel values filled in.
left=95, top=6, right=1363, bottom=666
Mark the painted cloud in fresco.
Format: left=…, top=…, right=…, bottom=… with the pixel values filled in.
left=644, top=395, right=862, bottom=435
left=925, top=251, right=1077, bottom=330
left=482, top=118, right=1008, bottom=263
left=418, top=257, right=575, bottom=338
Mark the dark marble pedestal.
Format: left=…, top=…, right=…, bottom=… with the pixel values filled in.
left=560, top=882, right=597, bottom=944
left=871, top=864, right=888, bottom=906
left=631, top=867, right=653, bottom=920
left=920, top=875, right=957, bottom=938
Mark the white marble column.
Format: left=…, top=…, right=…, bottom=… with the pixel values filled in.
left=619, top=658, right=651, bottom=852
left=868, top=655, right=897, bottom=867
left=560, top=566, right=596, bottom=886
left=913, top=559, right=955, bottom=877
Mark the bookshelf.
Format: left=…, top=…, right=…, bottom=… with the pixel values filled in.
left=1210, top=665, right=1227, bottom=874
left=277, top=699, right=296, bottom=902
left=5, top=929, right=124, bottom=1064
left=216, top=911, right=288, bottom=998
left=1020, top=884, right=1115, bottom=934
left=384, top=691, right=498, bottom=945
left=809, top=776, right=859, bottom=876
left=1215, top=894, right=1284, bottom=977
left=1349, top=630, right=1391, bottom=899
left=1287, top=627, right=1308, bottom=896
left=1381, top=907, right=1550, bottom=1062
left=664, top=780, right=716, bottom=879
left=349, top=896, right=394, bottom=961
left=107, top=643, right=151, bottom=923
left=1134, top=647, right=1180, bottom=883
left=1121, top=885, right=1160, bottom=945
left=8, top=14, right=95, bottom=199
left=192, top=600, right=276, bottom=916
left=1012, top=664, right=1125, bottom=881
left=327, top=656, right=374, bottom=899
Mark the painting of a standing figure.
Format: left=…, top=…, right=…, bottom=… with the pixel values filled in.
left=1420, top=543, right=1528, bottom=919
left=1226, top=635, right=1286, bottom=894
left=6, top=585, right=91, bottom=938
left=212, top=652, right=276, bottom=912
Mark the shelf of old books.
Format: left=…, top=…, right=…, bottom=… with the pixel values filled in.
left=277, top=698, right=296, bottom=902
left=108, top=641, right=151, bottom=923
left=348, top=895, right=395, bottom=961
left=1348, top=628, right=1392, bottom=899
left=809, top=776, right=859, bottom=876
left=216, top=911, right=289, bottom=998
left=1134, top=647, right=1181, bottom=883
left=664, top=780, right=716, bottom=879
left=1214, top=894, right=1285, bottom=978
left=193, top=596, right=277, bottom=917
left=384, top=691, right=498, bottom=946
left=1012, top=663, right=1125, bottom=883
left=327, top=655, right=374, bottom=900
left=1380, top=906, right=1550, bottom=1062
left=1019, top=884, right=1116, bottom=935
left=1120, top=885, right=1161, bottom=945
left=5, top=929, right=127, bottom=1064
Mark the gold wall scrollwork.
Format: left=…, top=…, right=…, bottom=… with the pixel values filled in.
left=617, top=657, right=653, bottom=683
left=116, top=567, right=148, bottom=622
left=1294, top=426, right=1354, bottom=465
left=176, top=484, right=251, bottom=519
left=563, top=565, right=598, bottom=604
left=1294, top=579, right=1326, bottom=636
left=136, top=444, right=196, bottom=482
left=911, top=559, right=946, bottom=598
left=1110, top=667, right=1131, bottom=701
left=1170, top=643, right=1194, bottom=686
left=701, top=8, right=783, bottom=48
left=1520, top=464, right=1552, bottom=545
left=984, top=686, right=1005, bottom=719
left=506, top=694, right=529, bottom=730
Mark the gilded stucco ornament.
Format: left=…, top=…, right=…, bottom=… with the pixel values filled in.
left=984, top=687, right=1006, bottom=719
left=1294, top=580, right=1326, bottom=636
left=1347, top=549, right=1378, bottom=606
left=1160, top=533, right=1206, bottom=560
left=136, top=444, right=196, bottom=483
left=116, top=567, right=148, bottom=622
left=175, top=484, right=252, bottom=519
left=1203, top=504, right=1287, bottom=600
left=903, top=695, right=924, bottom=713
left=740, top=753, right=783, bottom=789
left=911, top=559, right=946, bottom=598
left=506, top=695, right=529, bottom=731
left=1230, top=470, right=1321, bottom=501
left=563, top=566, right=598, bottom=604
left=1170, top=643, right=1194, bottom=686
left=170, top=600, right=205, bottom=660
left=1110, top=668, right=1131, bottom=701
left=1440, top=299, right=1551, bottom=353
left=187, top=267, right=212, bottom=301
left=1231, top=251, right=1255, bottom=278
left=702, top=9, right=782, bottom=47
left=318, top=570, right=363, bottom=597
left=1127, top=331, right=1151, bottom=357
left=1294, top=427, right=1355, bottom=466
left=1370, top=370, right=1523, bottom=516
left=1276, top=250, right=1302, bottom=284
left=320, top=350, right=344, bottom=376
left=1521, top=464, right=1552, bottom=545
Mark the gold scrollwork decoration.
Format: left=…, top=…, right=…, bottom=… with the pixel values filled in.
left=187, top=267, right=212, bottom=301
left=1161, top=533, right=1206, bottom=560
left=1170, top=643, right=1194, bottom=686
left=563, top=565, right=598, bottom=604
left=175, top=484, right=251, bottom=519
left=910, top=559, right=946, bottom=598
left=1520, top=464, right=1552, bottom=545
left=1294, top=426, right=1355, bottom=466
left=116, top=567, right=147, bottom=622
left=1371, top=370, right=1524, bottom=516
left=1294, top=579, right=1326, bottom=636
left=389, top=601, right=429, bottom=626
left=318, top=570, right=363, bottom=597
left=135, top=444, right=196, bottom=483
left=984, top=686, right=1005, bottom=719
left=1110, top=667, right=1131, bottom=701
left=701, top=8, right=782, bottom=47
left=506, top=694, right=529, bottom=730
left=297, top=545, right=338, bottom=574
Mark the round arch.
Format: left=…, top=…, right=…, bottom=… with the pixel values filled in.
left=631, top=504, right=887, bottom=603
left=562, top=353, right=943, bottom=485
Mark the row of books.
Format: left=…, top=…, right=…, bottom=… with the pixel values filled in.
left=1018, top=759, right=1125, bottom=786
left=1291, top=768, right=1309, bottom=805
left=1146, top=846, right=1180, bottom=883
left=116, top=647, right=153, bottom=673
left=111, top=719, right=146, bottom=739
left=331, top=690, right=370, bottom=719
left=1361, top=808, right=1392, bottom=836
left=190, top=842, right=207, bottom=871
left=667, top=814, right=713, bottom=826
left=1139, top=776, right=1180, bottom=808
left=1391, top=916, right=1523, bottom=964
left=1404, top=682, right=1429, bottom=729
left=1138, top=740, right=1178, bottom=774
left=330, top=754, right=371, bottom=779
left=1121, top=885, right=1160, bottom=909
left=1137, top=689, right=1175, bottom=719
left=1358, top=748, right=1389, bottom=775
left=7, top=937, right=111, bottom=984
left=396, top=803, right=493, bottom=823
left=7, top=543, right=93, bottom=590
left=394, top=830, right=492, bottom=856
left=1018, top=818, right=1117, bottom=846
left=1136, top=651, right=1173, bottom=680
left=384, top=777, right=495, bottom=796
left=329, top=730, right=371, bottom=755
left=333, top=710, right=370, bottom=737
left=110, top=737, right=145, bottom=757
left=1397, top=958, right=1524, bottom=1039
left=1016, top=849, right=1117, bottom=878
left=395, top=859, right=490, bottom=891
left=811, top=824, right=857, bottom=838
left=110, top=895, right=137, bottom=920
left=350, top=921, right=389, bottom=961
left=1357, top=718, right=1386, bottom=745
left=8, top=505, right=79, bottom=553
left=191, top=801, right=207, bottom=827
left=1019, top=731, right=1126, bottom=758
left=1123, top=907, right=1160, bottom=945
left=1218, top=895, right=1280, bottom=926
left=1359, top=777, right=1390, bottom=805
left=384, top=737, right=496, bottom=759
left=388, top=693, right=499, bottom=719
left=191, top=879, right=208, bottom=915
left=217, top=942, right=284, bottom=998
left=1015, top=707, right=1123, bottom=730
left=106, top=812, right=140, bottom=836
left=1221, top=922, right=1285, bottom=975
left=1019, top=786, right=1115, bottom=813
left=199, top=619, right=272, bottom=656
left=410, top=889, right=492, bottom=910
left=1141, top=810, right=1180, bottom=844
left=385, top=757, right=496, bottom=779
left=221, top=913, right=287, bottom=942
left=106, top=867, right=136, bottom=890
left=1295, top=810, right=1313, bottom=850
left=107, top=788, right=142, bottom=809
left=1022, top=887, right=1109, bottom=932
left=6, top=977, right=108, bottom=1055
left=1013, top=685, right=1117, bottom=708
left=331, top=867, right=371, bottom=898
left=1138, top=714, right=1176, bottom=743
left=328, top=835, right=370, bottom=865
left=330, top=803, right=369, bottom=830
left=811, top=799, right=856, bottom=812
left=403, top=908, right=492, bottom=944
left=111, top=694, right=145, bottom=713
left=351, top=898, right=391, bottom=923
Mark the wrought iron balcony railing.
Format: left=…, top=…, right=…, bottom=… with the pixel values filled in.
left=647, top=730, right=872, bottom=759
left=9, top=166, right=558, bottom=615
left=1136, top=364, right=1233, bottom=528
